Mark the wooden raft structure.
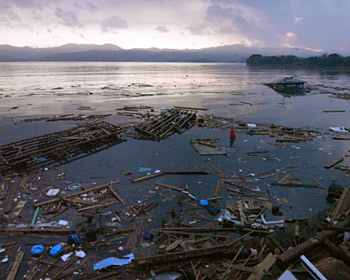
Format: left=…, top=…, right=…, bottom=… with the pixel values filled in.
left=135, top=108, right=196, bottom=141
left=0, top=121, right=125, bottom=174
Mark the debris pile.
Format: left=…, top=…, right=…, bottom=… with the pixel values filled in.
left=0, top=109, right=349, bottom=279
left=0, top=121, right=125, bottom=174
left=135, top=108, right=196, bottom=141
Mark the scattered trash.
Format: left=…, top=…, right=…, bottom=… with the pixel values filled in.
left=30, top=244, right=45, bottom=257
left=68, top=183, right=81, bottom=190
left=138, top=167, right=152, bottom=172
left=50, top=244, right=64, bottom=257
left=93, top=254, right=135, bottom=270
left=47, top=189, right=60, bottom=197
left=75, top=250, right=86, bottom=258
left=199, top=199, right=209, bottom=207
left=61, top=252, right=73, bottom=262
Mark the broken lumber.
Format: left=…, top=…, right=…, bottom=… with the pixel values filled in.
left=6, top=251, right=24, bottom=280
left=325, top=157, right=344, bottom=169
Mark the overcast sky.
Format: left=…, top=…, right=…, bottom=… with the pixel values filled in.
left=0, top=0, right=349, bottom=52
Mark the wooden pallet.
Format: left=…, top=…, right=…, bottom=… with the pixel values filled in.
left=0, top=121, right=125, bottom=174
left=135, top=108, right=196, bottom=141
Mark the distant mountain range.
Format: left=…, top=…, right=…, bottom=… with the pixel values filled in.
left=0, top=43, right=323, bottom=62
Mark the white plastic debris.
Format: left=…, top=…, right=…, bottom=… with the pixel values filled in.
left=58, top=220, right=68, bottom=226
left=75, top=250, right=86, bottom=258
left=47, top=189, right=60, bottom=197
left=247, top=123, right=257, bottom=128
left=61, top=252, right=73, bottom=262
left=2, top=256, right=9, bottom=263
left=0, top=248, right=5, bottom=253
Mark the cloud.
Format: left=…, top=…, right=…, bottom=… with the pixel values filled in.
left=155, top=26, right=169, bottom=33
left=219, top=26, right=235, bottom=34
left=294, top=16, right=303, bottom=23
left=206, top=4, right=233, bottom=20
left=100, top=15, right=128, bottom=32
left=55, top=7, right=81, bottom=27
left=3, top=0, right=45, bottom=8
left=186, top=24, right=208, bottom=35
left=86, top=1, right=98, bottom=11
left=286, top=32, right=295, bottom=37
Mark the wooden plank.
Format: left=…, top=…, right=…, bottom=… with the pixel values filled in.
left=329, top=188, right=349, bottom=225
left=126, top=220, right=143, bottom=250
left=108, top=186, right=126, bottom=206
left=155, top=182, right=184, bottom=192
left=325, top=157, right=344, bottom=169
left=270, top=182, right=317, bottom=188
left=131, top=173, right=164, bottom=183
left=214, top=179, right=224, bottom=196
left=13, top=200, right=27, bottom=216
left=206, top=161, right=224, bottom=176
left=4, top=179, right=19, bottom=213
left=78, top=200, right=116, bottom=212
left=6, top=251, right=24, bottom=280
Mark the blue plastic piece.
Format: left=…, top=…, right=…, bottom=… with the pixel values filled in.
left=50, top=244, right=64, bottom=257
left=199, top=199, right=209, bottom=207
left=31, top=244, right=45, bottom=256
left=93, top=254, right=135, bottom=270
left=68, top=234, right=81, bottom=245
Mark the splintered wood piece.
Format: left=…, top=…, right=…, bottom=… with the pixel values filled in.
left=247, top=253, right=276, bottom=280
left=166, top=239, right=183, bottom=252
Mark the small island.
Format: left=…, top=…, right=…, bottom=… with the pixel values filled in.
left=246, top=53, right=350, bottom=68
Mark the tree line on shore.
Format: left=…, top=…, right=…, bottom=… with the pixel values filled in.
left=246, top=53, right=350, bottom=67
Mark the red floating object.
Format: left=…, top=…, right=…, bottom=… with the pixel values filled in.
left=230, top=126, right=236, bottom=140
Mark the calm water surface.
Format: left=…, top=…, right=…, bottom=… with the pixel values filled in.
left=0, top=62, right=350, bottom=218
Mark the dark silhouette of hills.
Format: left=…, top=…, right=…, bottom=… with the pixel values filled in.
left=246, top=53, right=350, bottom=67
left=0, top=43, right=321, bottom=62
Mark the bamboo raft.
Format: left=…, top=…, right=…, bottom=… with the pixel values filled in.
left=0, top=121, right=125, bottom=174
left=135, top=108, right=196, bottom=141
